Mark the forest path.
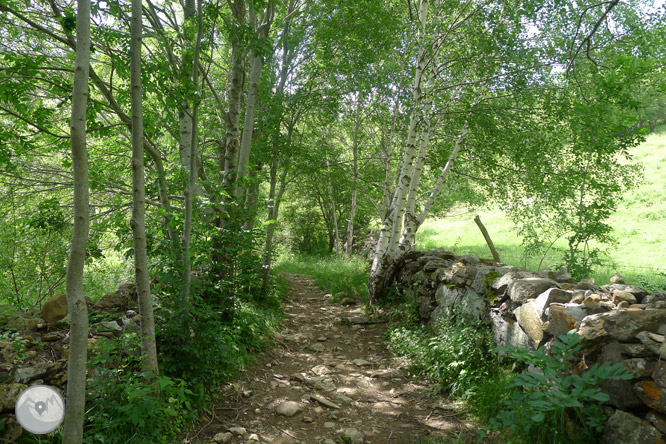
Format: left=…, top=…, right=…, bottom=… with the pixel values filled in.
left=189, top=274, right=471, bottom=444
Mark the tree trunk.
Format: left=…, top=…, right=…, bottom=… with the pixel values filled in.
left=345, top=102, right=360, bottom=256
left=63, top=0, right=90, bottom=440
left=182, top=0, right=203, bottom=302
left=235, top=1, right=275, bottom=199
left=130, top=0, right=159, bottom=375
left=326, top=154, right=340, bottom=256
left=369, top=0, right=429, bottom=303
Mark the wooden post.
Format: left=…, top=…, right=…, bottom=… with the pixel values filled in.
left=474, top=215, right=501, bottom=263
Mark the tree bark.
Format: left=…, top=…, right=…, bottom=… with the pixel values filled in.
left=326, top=154, right=340, bottom=256
left=235, top=1, right=275, bottom=199
left=63, top=0, right=90, bottom=440
left=130, top=0, right=159, bottom=375
left=345, top=101, right=360, bottom=256
left=182, top=0, right=203, bottom=302
left=474, top=215, right=501, bottom=262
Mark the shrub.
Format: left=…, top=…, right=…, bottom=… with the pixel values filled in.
left=480, top=331, right=634, bottom=444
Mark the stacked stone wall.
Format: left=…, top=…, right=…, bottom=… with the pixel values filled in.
left=394, top=248, right=666, bottom=443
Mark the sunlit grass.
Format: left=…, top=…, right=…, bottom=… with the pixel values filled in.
left=417, top=125, right=666, bottom=291
left=275, top=253, right=369, bottom=301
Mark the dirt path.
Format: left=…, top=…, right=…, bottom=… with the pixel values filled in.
left=188, top=274, right=471, bottom=444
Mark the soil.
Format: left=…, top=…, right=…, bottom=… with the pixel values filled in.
left=185, top=274, right=475, bottom=444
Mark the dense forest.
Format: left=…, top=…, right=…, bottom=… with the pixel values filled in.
left=1, top=0, right=665, bottom=442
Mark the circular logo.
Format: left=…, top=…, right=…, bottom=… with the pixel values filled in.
left=15, top=385, right=65, bottom=434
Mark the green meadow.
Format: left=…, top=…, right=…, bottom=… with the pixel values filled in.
left=417, top=124, right=666, bottom=291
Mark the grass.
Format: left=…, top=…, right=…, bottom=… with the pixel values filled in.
left=274, top=253, right=370, bottom=302
left=417, top=124, right=666, bottom=291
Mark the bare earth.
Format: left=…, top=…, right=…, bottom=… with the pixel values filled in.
left=186, top=274, right=473, bottom=444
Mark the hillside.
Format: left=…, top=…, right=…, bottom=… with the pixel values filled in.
left=417, top=124, right=666, bottom=290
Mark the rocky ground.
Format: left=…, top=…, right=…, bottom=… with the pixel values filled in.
left=186, top=274, right=471, bottom=444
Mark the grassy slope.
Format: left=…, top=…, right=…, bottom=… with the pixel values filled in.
left=417, top=125, right=666, bottom=290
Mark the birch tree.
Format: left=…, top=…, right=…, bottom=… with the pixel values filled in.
left=130, top=0, right=158, bottom=374
left=62, top=0, right=90, bottom=439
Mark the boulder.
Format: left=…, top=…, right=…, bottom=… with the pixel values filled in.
left=603, top=409, right=663, bottom=444
left=610, top=274, right=626, bottom=285
left=471, top=266, right=495, bottom=295
left=653, top=361, right=666, bottom=387
left=5, top=317, right=44, bottom=332
left=490, top=310, right=534, bottom=350
left=14, top=362, right=49, bottom=384
left=435, top=285, right=464, bottom=313
left=0, top=414, right=23, bottom=442
left=544, top=303, right=587, bottom=338
left=94, top=282, right=137, bottom=310
left=578, top=310, right=666, bottom=353
left=0, top=383, right=27, bottom=411
left=602, top=284, right=650, bottom=303
left=459, top=289, right=485, bottom=322
left=508, top=278, right=558, bottom=305
left=599, top=379, right=645, bottom=410
left=576, top=278, right=596, bottom=290
left=0, top=342, right=17, bottom=364
left=514, top=302, right=544, bottom=347
left=40, top=293, right=68, bottom=322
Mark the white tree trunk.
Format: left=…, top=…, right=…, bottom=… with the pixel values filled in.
left=326, top=154, right=341, bottom=256
left=369, top=0, right=429, bottom=302
left=345, top=102, right=361, bottom=255
left=130, top=0, right=159, bottom=375
left=63, top=0, right=90, bottom=440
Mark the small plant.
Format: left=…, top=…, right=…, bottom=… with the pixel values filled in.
left=0, top=330, right=29, bottom=364
left=480, top=331, right=633, bottom=444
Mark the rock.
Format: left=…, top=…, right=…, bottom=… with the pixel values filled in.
left=653, top=361, right=666, bottom=387
left=660, top=341, right=666, bottom=360
left=636, top=381, right=666, bottom=413
left=613, top=290, right=638, bottom=305
left=603, top=409, right=663, bottom=444
left=275, top=401, right=302, bottom=417
left=308, top=343, right=326, bottom=352
left=324, top=422, right=336, bottom=428
left=14, top=362, right=48, bottom=384
left=311, top=394, right=340, bottom=409
left=0, top=383, right=27, bottom=411
left=647, top=410, right=666, bottom=434
left=533, top=288, right=572, bottom=315
left=340, top=298, right=356, bottom=306
left=94, top=282, right=137, bottom=310
left=508, top=278, right=558, bottom=305
left=553, top=267, right=574, bottom=283
left=570, top=291, right=585, bottom=304
left=342, top=428, right=364, bottom=444
left=599, top=378, right=645, bottom=410
left=40, top=293, right=68, bottom=322
left=578, top=310, right=666, bottom=353
left=544, top=303, right=587, bottom=337
left=0, top=342, right=17, bottom=364
left=491, top=271, right=533, bottom=293
left=247, top=433, right=259, bottom=441
left=489, top=310, right=534, bottom=350
left=622, top=358, right=655, bottom=378
left=352, top=359, right=371, bottom=367
left=603, top=284, right=650, bottom=303
left=0, top=364, right=13, bottom=383
left=610, top=274, right=626, bottom=285
left=514, top=302, right=544, bottom=347
left=459, top=289, right=485, bottom=321
left=0, top=414, right=23, bottom=442
left=576, top=278, right=596, bottom=290
left=435, top=285, right=464, bottom=310
left=229, top=427, right=246, bottom=436
left=6, top=317, right=44, bottom=332
left=345, top=316, right=372, bottom=325
left=470, top=266, right=494, bottom=294
left=333, top=394, right=353, bottom=405
left=448, top=262, right=478, bottom=286
left=213, top=432, right=233, bottom=443
left=637, top=331, right=662, bottom=355
left=312, top=365, right=332, bottom=376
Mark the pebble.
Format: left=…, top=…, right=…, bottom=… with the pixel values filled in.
left=212, top=432, right=233, bottom=443
left=275, top=401, right=302, bottom=417
left=324, top=422, right=335, bottom=428
left=229, top=427, right=246, bottom=436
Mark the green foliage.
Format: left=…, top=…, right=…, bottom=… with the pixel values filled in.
left=85, top=334, right=195, bottom=444
left=480, top=331, right=633, bottom=444
left=0, top=330, right=29, bottom=364
left=386, top=309, right=499, bottom=400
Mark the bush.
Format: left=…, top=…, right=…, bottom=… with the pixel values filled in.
left=480, top=331, right=634, bottom=444
left=386, top=308, right=499, bottom=399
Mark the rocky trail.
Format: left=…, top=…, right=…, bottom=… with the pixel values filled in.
left=187, top=274, right=471, bottom=444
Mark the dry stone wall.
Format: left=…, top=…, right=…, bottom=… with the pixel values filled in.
left=0, top=283, right=141, bottom=441
left=394, top=248, right=666, bottom=444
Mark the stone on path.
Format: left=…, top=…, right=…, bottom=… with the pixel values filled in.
left=212, top=432, right=233, bottom=443
left=310, top=394, right=340, bottom=409
left=342, top=427, right=364, bottom=444
left=352, top=359, right=372, bottom=367
left=275, top=401, right=302, bottom=417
